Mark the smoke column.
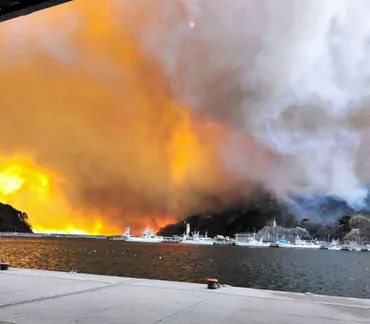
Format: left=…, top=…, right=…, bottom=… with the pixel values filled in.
left=130, top=0, right=370, bottom=208
left=1, top=0, right=370, bottom=231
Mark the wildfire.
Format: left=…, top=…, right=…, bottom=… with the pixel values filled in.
left=169, top=109, right=205, bottom=186
left=0, top=165, right=25, bottom=195
left=0, top=153, right=180, bottom=234
left=0, top=154, right=121, bottom=235
left=0, top=0, right=237, bottom=234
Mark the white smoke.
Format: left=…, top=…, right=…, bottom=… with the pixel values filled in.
left=129, top=0, right=370, bottom=208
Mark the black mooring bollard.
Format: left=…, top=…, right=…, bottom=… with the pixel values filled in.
left=207, top=278, right=218, bottom=289
left=0, top=262, right=9, bottom=270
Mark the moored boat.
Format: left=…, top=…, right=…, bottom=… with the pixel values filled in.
left=236, top=238, right=270, bottom=248
left=180, top=224, right=215, bottom=245
left=278, top=236, right=320, bottom=249
left=162, top=236, right=182, bottom=243
left=123, top=227, right=163, bottom=243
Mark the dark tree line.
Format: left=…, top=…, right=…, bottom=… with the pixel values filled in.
left=158, top=193, right=368, bottom=242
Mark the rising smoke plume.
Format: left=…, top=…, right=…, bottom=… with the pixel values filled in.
left=129, top=0, right=370, bottom=208
left=0, top=0, right=369, bottom=232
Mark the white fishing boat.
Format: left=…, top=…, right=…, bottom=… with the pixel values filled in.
left=278, top=235, right=320, bottom=249
left=181, top=237, right=214, bottom=245
left=234, top=231, right=271, bottom=248
left=180, top=225, right=214, bottom=245
left=236, top=237, right=270, bottom=248
left=327, top=239, right=341, bottom=251
left=123, top=226, right=163, bottom=243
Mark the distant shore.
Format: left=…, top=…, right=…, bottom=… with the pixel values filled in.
left=0, top=232, right=108, bottom=239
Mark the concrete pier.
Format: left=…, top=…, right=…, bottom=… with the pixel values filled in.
left=1, top=269, right=370, bottom=324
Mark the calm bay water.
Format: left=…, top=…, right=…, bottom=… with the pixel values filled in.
left=1, top=237, right=370, bottom=298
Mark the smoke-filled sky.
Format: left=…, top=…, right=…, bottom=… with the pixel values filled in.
left=0, top=0, right=370, bottom=233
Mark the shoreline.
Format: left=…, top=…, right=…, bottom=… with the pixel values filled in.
left=1, top=268, right=370, bottom=323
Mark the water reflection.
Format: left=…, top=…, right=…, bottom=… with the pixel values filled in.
left=1, top=238, right=370, bottom=298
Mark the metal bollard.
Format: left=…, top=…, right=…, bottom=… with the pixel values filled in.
left=207, top=278, right=218, bottom=289
left=0, top=262, right=9, bottom=270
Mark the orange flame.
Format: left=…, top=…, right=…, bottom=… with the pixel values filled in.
left=0, top=153, right=122, bottom=234
left=0, top=0, right=242, bottom=234
left=169, top=109, right=206, bottom=186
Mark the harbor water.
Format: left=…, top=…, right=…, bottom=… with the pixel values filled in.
left=1, top=237, right=370, bottom=299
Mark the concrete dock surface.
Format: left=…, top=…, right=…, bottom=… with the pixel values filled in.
left=1, top=269, right=370, bottom=324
